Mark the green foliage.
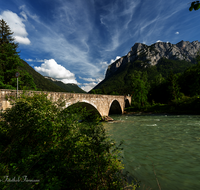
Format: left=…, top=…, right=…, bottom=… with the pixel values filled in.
left=166, top=72, right=181, bottom=102
left=90, top=89, right=103, bottom=94
left=127, top=95, right=200, bottom=114
left=0, top=80, right=15, bottom=89
left=179, top=62, right=200, bottom=96
left=19, top=71, right=37, bottom=90
left=0, top=19, right=18, bottom=50
left=129, top=70, right=149, bottom=109
left=0, top=93, right=140, bottom=190
left=0, top=43, right=23, bottom=84
left=110, top=91, right=120, bottom=95
left=0, top=43, right=37, bottom=90
left=156, top=57, right=194, bottom=78
left=189, top=1, right=200, bottom=11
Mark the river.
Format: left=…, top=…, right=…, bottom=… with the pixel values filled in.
left=103, top=113, right=200, bottom=190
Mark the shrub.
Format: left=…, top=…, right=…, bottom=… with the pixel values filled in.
left=0, top=93, right=139, bottom=190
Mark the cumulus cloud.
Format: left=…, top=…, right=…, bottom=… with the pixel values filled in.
left=34, top=59, right=78, bottom=84
left=175, top=31, right=179, bottom=34
left=0, top=10, right=31, bottom=45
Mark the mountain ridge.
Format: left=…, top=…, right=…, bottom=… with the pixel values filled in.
left=105, top=40, right=200, bottom=79
left=44, top=76, right=86, bottom=93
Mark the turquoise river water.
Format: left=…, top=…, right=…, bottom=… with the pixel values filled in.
left=103, top=114, right=200, bottom=190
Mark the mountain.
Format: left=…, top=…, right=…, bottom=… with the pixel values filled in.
left=105, top=40, right=200, bottom=79
left=89, top=40, right=200, bottom=95
left=18, top=60, right=69, bottom=92
left=44, top=76, right=86, bottom=93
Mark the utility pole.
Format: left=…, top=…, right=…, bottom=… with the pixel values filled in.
left=15, top=72, right=20, bottom=98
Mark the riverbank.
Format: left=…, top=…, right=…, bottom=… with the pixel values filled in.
left=124, top=102, right=200, bottom=116
left=125, top=95, right=200, bottom=116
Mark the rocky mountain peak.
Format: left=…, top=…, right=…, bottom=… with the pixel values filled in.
left=105, top=40, right=200, bottom=79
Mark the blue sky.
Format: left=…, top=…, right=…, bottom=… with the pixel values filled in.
left=0, top=0, right=200, bottom=92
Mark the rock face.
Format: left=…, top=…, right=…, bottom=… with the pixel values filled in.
left=44, top=76, right=58, bottom=81
left=105, top=40, right=200, bottom=79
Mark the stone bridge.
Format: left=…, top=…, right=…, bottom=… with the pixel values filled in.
left=0, top=89, right=131, bottom=119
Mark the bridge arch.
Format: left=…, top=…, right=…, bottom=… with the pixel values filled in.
left=125, top=99, right=131, bottom=108
left=65, top=101, right=101, bottom=117
left=109, top=99, right=123, bottom=115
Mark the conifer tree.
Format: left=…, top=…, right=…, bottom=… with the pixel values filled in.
left=0, top=19, right=18, bottom=50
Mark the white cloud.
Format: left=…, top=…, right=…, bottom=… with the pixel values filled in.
left=79, top=77, right=103, bottom=92
left=79, top=76, right=102, bottom=83
left=79, top=77, right=96, bottom=82
left=25, top=59, right=34, bottom=62
left=80, top=82, right=97, bottom=92
left=0, top=10, right=31, bottom=45
left=20, top=11, right=28, bottom=21
left=99, top=56, right=121, bottom=69
left=175, top=31, right=179, bottom=34
left=14, top=36, right=30, bottom=45
left=19, top=5, right=40, bottom=22
left=110, top=56, right=121, bottom=64
left=25, top=58, right=45, bottom=62
left=99, top=0, right=140, bottom=51
left=34, top=59, right=78, bottom=84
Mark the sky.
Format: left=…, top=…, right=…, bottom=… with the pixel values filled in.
left=0, top=0, right=200, bottom=92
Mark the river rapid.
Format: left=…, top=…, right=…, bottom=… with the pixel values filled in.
left=103, top=113, right=200, bottom=190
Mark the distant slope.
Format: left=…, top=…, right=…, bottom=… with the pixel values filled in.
left=18, top=60, right=69, bottom=92
left=44, top=76, right=86, bottom=93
